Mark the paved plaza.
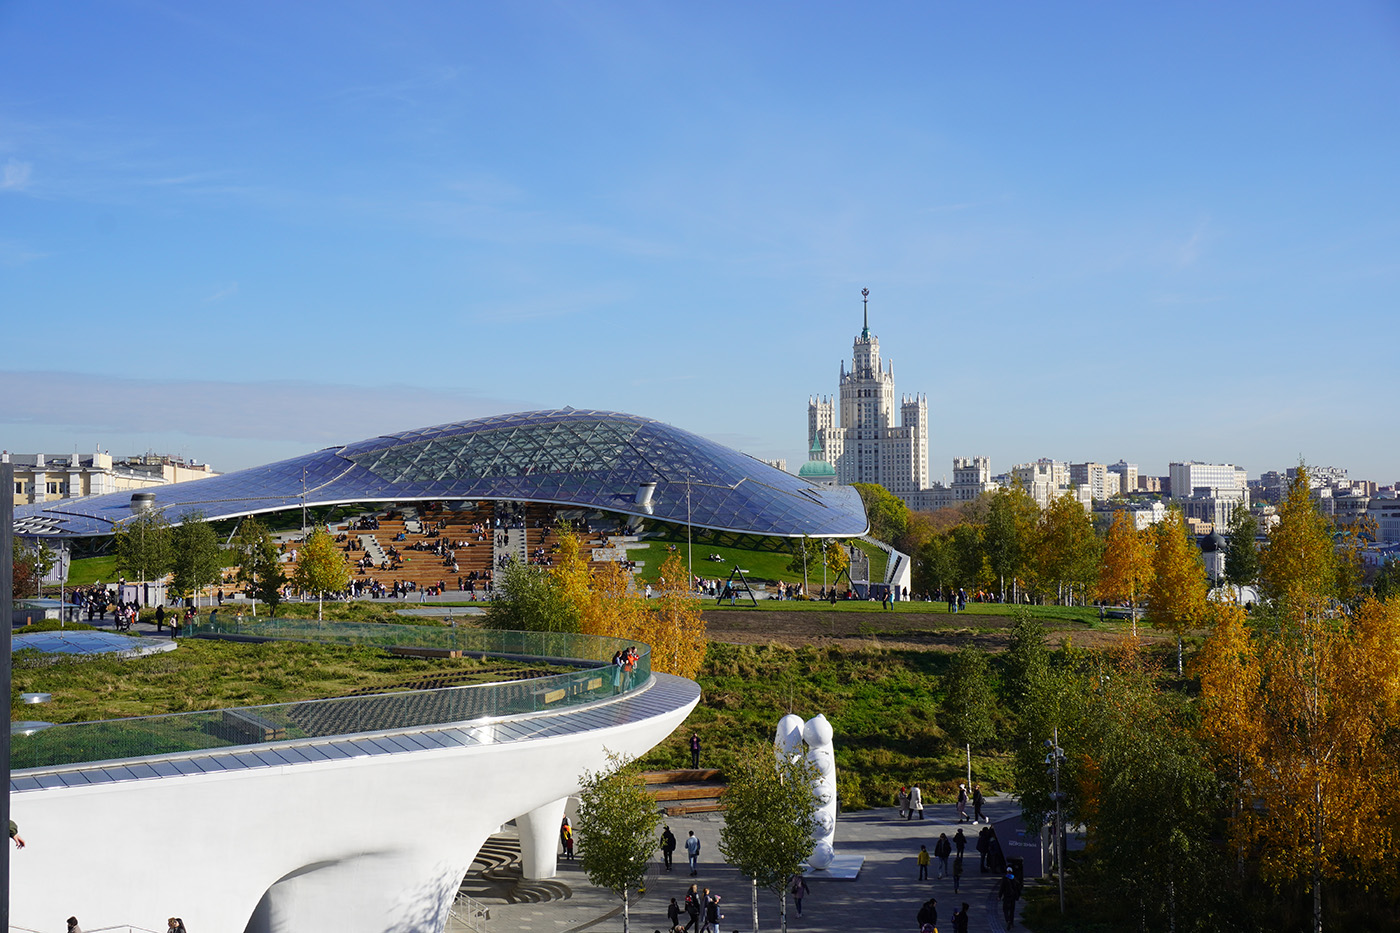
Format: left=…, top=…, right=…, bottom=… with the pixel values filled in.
left=475, top=796, right=1030, bottom=933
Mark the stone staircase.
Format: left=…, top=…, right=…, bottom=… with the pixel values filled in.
left=641, top=769, right=728, bottom=815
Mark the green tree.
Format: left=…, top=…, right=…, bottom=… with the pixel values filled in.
left=984, top=485, right=1039, bottom=602
left=1035, top=493, right=1102, bottom=606
left=12, top=540, right=57, bottom=597
left=290, top=524, right=349, bottom=620
left=231, top=516, right=285, bottom=616
left=169, top=511, right=223, bottom=609
left=485, top=558, right=579, bottom=632
left=943, top=645, right=997, bottom=771
left=576, top=751, right=661, bottom=933
left=1001, top=608, right=1048, bottom=716
left=1372, top=557, right=1400, bottom=602
left=718, top=749, right=819, bottom=933
left=916, top=531, right=956, bottom=598
left=851, top=483, right=909, bottom=544
left=786, top=536, right=821, bottom=589
left=114, top=510, right=173, bottom=585
left=949, top=522, right=986, bottom=593
left=1223, top=507, right=1260, bottom=588
left=1259, top=466, right=1336, bottom=612
left=1146, top=506, right=1207, bottom=675
left=1076, top=654, right=1229, bottom=933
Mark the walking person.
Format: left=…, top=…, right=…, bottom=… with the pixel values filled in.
left=953, top=902, right=970, bottom=933
left=685, top=829, right=701, bottom=875
left=972, top=783, right=986, bottom=824
left=560, top=817, right=574, bottom=861
left=917, top=844, right=930, bottom=881
left=667, top=897, right=682, bottom=931
left=683, top=885, right=701, bottom=933
left=790, top=872, right=810, bottom=916
left=896, top=785, right=909, bottom=819
left=916, top=896, right=938, bottom=931
left=999, top=868, right=1022, bottom=928
left=660, top=824, right=677, bottom=871
left=934, top=832, right=952, bottom=879
left=956, top=782, right=969, bottom=823
left=954, top=828, right=967, bottom=860
left=952, top=854, right=964, bottom=893
left=908, top=783, right=923, bottom=820
left=690, top=733, right=701, bottom=769
left=700, top=890, right=722, bottom=933
left=976, top=826, right=992, bottom=872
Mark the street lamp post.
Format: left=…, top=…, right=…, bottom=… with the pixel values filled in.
left=1046, top=729, right=1067, bottom=914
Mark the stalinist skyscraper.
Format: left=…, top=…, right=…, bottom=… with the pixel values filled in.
left=805, top=289, right=929, bottom=505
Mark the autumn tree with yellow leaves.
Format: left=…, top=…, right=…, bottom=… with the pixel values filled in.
left=550, top=527, right=707, bottom=681
left=1095, top=509, right=1154, bottom=635
left=1146, top=505, right=1207, bottom=674
left=1197, top=466, right=1400, bottom=933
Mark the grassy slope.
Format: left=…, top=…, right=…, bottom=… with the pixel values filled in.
left=637, top=640, right=1014, bottom=808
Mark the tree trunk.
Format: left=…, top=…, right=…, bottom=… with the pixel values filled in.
left=751, top=877, right=759, bottom=933
left=780, top=888, right=788, bottom=933
left=1313, top=779, right=1323, bottom=933
left=318, top=592, right=324, bottom=621
left=623, top=889, right=631, bottom=933
left=1176, top=634, right=1183, bottom=675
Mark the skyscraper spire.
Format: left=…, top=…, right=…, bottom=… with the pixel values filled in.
left=860, top=287, right=870, bottom=340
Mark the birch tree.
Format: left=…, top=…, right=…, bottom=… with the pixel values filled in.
left=576, top=752, right=660, bottom=933
left=1095, top=509, right=1153, bottom=635
left=1146, top=506, right=1207, bottom=674
left=718, top=749, right=819, bottom=933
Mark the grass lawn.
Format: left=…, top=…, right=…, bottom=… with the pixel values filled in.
left=66, top=555, right=118, bottom=587
left=627, top=537, right=801, bottom=585
left=11, top=637, right=563, bottom=723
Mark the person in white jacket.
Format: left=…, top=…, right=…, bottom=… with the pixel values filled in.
left=908, top=784, right=924, bottom=820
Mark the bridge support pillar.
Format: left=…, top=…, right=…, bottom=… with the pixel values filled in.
left=517, top=796, right=568, bottom=880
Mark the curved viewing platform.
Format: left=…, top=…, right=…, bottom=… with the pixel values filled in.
left=10, top=622, right=653, bottom=775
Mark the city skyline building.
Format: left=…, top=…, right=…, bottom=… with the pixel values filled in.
left=806, top=291, right=930, bottom=505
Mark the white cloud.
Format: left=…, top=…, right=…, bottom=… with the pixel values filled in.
left=0, top=371, right=527, bottom=453
left=204, top=282, right=239, bottom=303
left=1, top=159, right=33, bottom=191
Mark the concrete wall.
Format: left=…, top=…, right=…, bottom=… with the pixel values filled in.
left=11, top=681, right=697, bottom=933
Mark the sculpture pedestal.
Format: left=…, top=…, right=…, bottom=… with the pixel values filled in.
left=803, top=853, right=864, bottom=880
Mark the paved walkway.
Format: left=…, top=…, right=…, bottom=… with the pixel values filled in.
left=474, top=797, right=1027, bottom=933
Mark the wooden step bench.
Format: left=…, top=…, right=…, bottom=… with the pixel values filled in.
left=640, top=769, right=722, bottom=785
left=650, top=784, right=729, bottom=802
left=389, top=646, right=463, bottom=659
left=665, top=802, right=728, bottom=816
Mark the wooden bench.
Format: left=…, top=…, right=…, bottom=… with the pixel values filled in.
left=223, top=708, right=287, bottom=741
left=389, top=646, right=463, bottom=659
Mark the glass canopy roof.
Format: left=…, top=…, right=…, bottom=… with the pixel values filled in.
left=12, top=409, right=868, bottom=539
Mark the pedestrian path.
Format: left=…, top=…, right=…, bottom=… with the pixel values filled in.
left=473, top=797, right=1028, bottom=933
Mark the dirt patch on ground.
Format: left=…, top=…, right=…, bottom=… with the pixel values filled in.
left=701, top=608, right=1165, bottom=653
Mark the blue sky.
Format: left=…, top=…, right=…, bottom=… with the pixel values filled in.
left=2, top=2, right=1397, bottom=485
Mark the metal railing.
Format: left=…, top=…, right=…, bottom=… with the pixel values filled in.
left=12, top=622, right=651, bottom=772
left=447, top=891, right=490, bottom=933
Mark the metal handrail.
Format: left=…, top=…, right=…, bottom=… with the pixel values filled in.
left=12, top=623, right=651, bottom=772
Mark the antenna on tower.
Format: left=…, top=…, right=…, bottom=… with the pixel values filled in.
left=860, top=287, right=870, bottom=340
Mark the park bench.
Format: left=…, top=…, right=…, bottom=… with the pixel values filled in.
left=222, top=708, right=287, bottom=742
